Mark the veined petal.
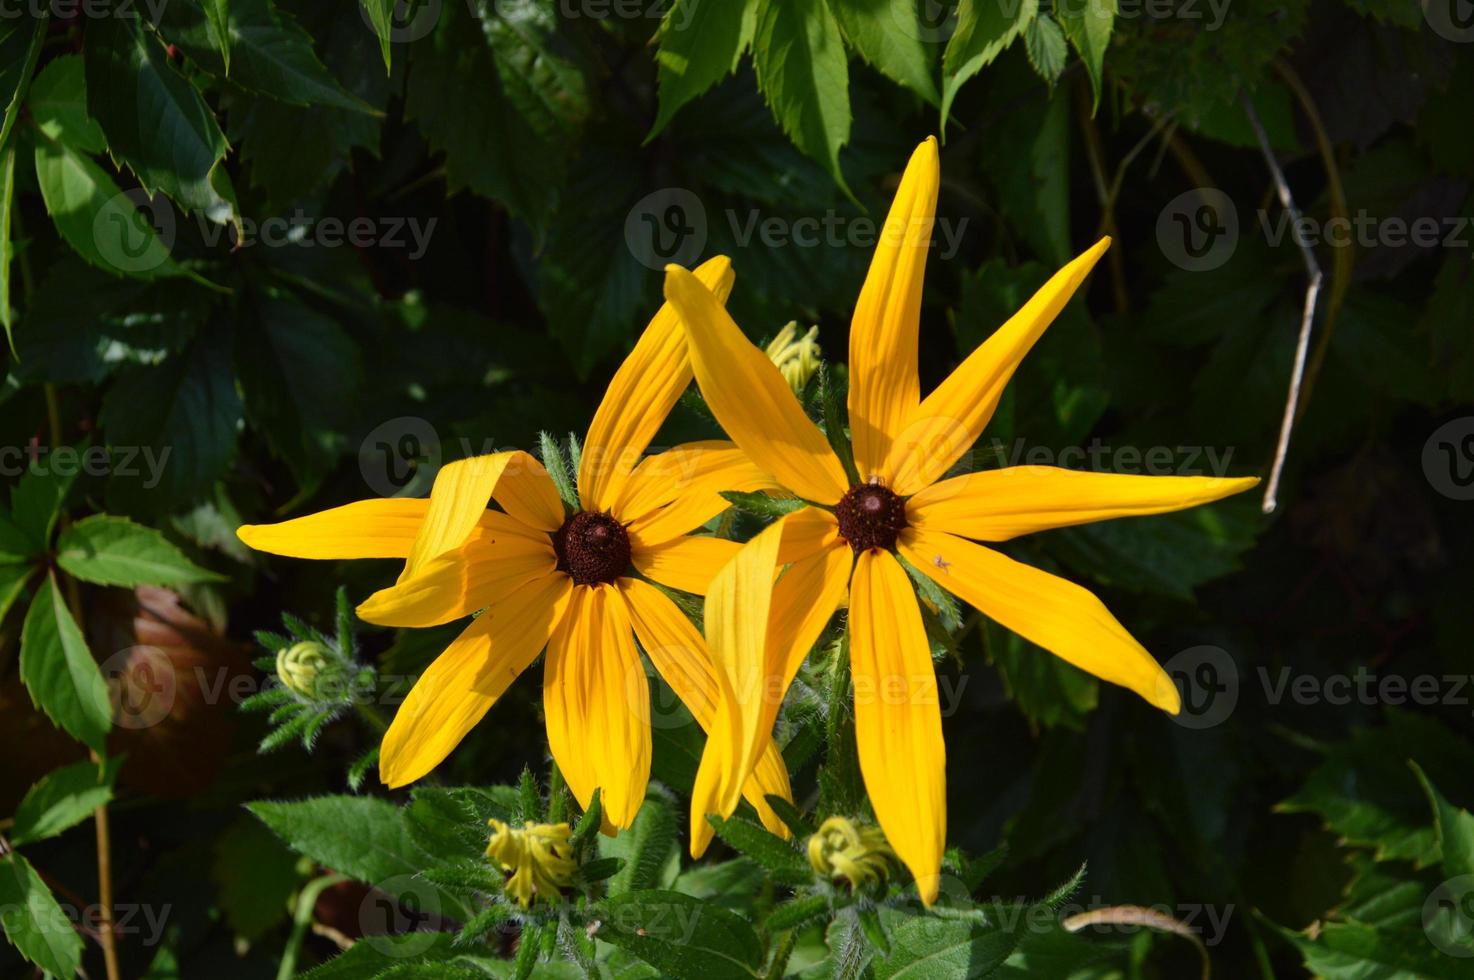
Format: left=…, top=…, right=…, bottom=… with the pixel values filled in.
left=379, top=574, right=572, bottom=788
left=619, top=440, right=780, bottom=544
left=776, top=507, right=840, bottom=565
left=849, top=549, right=946, bottom=906
left=629, top=535, right=739, bottom=596
left=580, top=257, right=737, bottom=513
left=403, top=451, right=552, bottom=578
left=357, top=529, right=558, bottom=628
left=543, top=584, right=652, bottom=831
left=493, top=454, right=567, bottom=533
left=663, top=264, right=849, bottom=505
left=898, top=527, right=1180, bottom=713
left=885, top=239, right=1112, bottom=496
left=238, top=498, right=431, bottom=559
left=618, top=578, right=794, bottom=840
left=689, top=517, right=850, bottom=855
left=849, top=138, right=939, bottom=482
left=909, top=468, right=1261, bottom=541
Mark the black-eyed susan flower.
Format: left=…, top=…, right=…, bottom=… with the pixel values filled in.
left=661, top=138, right=1259, bottom=903
left=238, top=257, right=792, bottom=836
left=486, top=819, right=576, bottom=907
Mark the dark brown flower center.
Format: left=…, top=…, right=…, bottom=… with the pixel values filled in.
left=835, top=483, right=908, bottom=553
left=552, top=511, right=631, bottom=585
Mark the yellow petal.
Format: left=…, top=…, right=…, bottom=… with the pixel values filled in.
left=238, top=498, right=431, bottom=559
left=663, top=264, right=849, bottom=505
left=357, top=529, right=558, bottom=628
left=629, top=535, right=740, bottom=596
left=543, top=584, right=652, bottom=830
left=689, top=518, right=850, bottom=855
left=619, top=578, right=794, bottom=840
left=580, top=257, right=737, bottom=513
left=403, top=451, right=551, bottom=578
left=849, top=138, right=939, bottom=482
left=909, top=468, right=1261, bottom=540
left=885, top=238, right=1112, bottom=495
left=619, top=440, right=780, bottom=545
left=380, top=574, right=572, bottom=788
left=849, top=549, right=946, bottom=906
left=898, top=527, right=1180, bottom=713
left=776, top=506, right=841, bottom=565
left=493, top=453, right=567, bottom=533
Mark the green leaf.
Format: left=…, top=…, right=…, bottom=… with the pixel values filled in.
left=19, top=573, right=111, bottom=752
left=940, top=0, right=1038, bottom=129
left=830, top=0, right=939, bottom=105
left=10, top=757, right=120, bottom=846
left=203, top=0, right=232, bottom=72
left=0, top=7, right=47, bottom=151
left=55, top=514, right=223, bottom=587
left=10, top=460, right=78, bottom=549
left=27, top=55, right=106, bottom=153
left=0, top=144, right=17, bottom=355
left=0, top=563, right=35, bottom=625
left=212, top=817, right=303, bottom=941
left=601, top=790, right=680, bottom=897
left=358, top=0, right=396, bottom=73
left=85, top=14, right=232, bottom=217
left=236, top=294, right=363, bottom=483
left=649, top=0, right=758, bottom=139
left=1023, top=15, right=1067, bottom=86
left=1412, top=763, right=1474, bottom=878
left=595, top=890, right=764, bottom=979
left=752, top=0, right=852, bottom=194
left=1058, top=0, right=1115, bottom=108
left=99, top=333, right=243, bottom=512
left=478, top=0, right=589, bottom=146
left=249, top=796, right=457, bottom=914
left=0, top=852, right=83, bottom=978
left=707, top=814, right=812, bottom=885
left=718, top=490, right=809, bottom=519
left=298, top=933, right=464, bottom=979
left=159, top=0, right=374, bottom=113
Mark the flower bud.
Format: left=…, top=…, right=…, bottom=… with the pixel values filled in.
left=486, top=819, right=576, bottom=907
left=276, top=642, right=343, bottom=700
left=765, top=322, right=822, bottom=393
left=807, top=816, right=898, bottom=893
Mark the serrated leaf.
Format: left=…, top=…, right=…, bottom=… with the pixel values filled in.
left=0, top=7, right=47, bottom=150
left=27, top=55, right=106, bottom=153
left=19, top=573, right=111, bottom=752
left=1023, top=15, right=1067, bottom=86
left=10, top=757, right=119, bottom=846
left=752, top=0, right=852, bottom=194
left=873, top=906, right=1019, bottom=978
left=707, top=814, right=811, bottom=885
left=85, top=14, right=232, bottom=217
left=212, top=817, right=302, bottom=941
left=56, top=514, right=222, bottom=586
left=829, top=0, right=939, bottom=105
left=0, top=852, right=83, bottom=978
left=203, top=0, right=231, bottom=71
left=718, top=490, right=808, bottom=518
left=594, top=890, right=764, bottom=979
left=649, top=0, right=758, bottom=139
left=1413, top=763, right=1474, bottom=879
left=601, top=791, right=679, bottom=897
left=1058, top=0, right=1114, bottom=108
left=10, top=461, right=78, bottom=549
left=477, top=0, right=588, bottom=146
left=940, top=0, right=1038, bottom=129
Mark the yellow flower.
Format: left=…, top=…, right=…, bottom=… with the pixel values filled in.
left=237, top=256, right=793, bottom=836
left=807, top=816, right=898, bottom=893
left=486, top=819, right=575, bottom=907
left=660, top=138, right=1259, bottom=904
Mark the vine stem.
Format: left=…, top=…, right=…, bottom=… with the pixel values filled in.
left=277, top=873, right=348, bottom=980
left=45, top=383, right=122, bottom=980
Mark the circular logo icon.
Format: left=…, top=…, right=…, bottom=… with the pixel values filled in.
left=1424, top=875, right=1474, bottom=958
left=359, top=417, right=441, bottom=497
left=357, top=876, right=443, bottom=958
left=900, top=0, right=959, bottom=42
left=360, top=0, right=442, bottom=44
left=1156, top=188, right=1239, bottom=272
left=93, top=189, right=175, bottom=276
left=624, top=188, right=707, bottom=271
left=101, top=646, right=177, bottom=730
left=1422, top=417, right=1474, bottom=501
left=1161, top=645, right=1238, bottom=729
left=1424, top=0, right=1474, bottom=42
